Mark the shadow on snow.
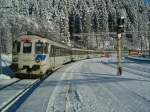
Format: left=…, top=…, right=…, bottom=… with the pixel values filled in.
left=39, top=72, right=150, bottom=88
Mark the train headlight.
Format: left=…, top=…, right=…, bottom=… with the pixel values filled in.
left=13, top=58, right=18, bottom=62
left=35, top=59, right=41, bottom=63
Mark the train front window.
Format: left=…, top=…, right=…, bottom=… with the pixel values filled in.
left=35, top=42, right=49, bottom=54
left=13, top=41, right=21, bottom=54
left=35, top=42, right=44, bottom=54
left=23, top=42, right=32, bottom=53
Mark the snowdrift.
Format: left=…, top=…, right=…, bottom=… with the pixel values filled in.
left=0, top=54, right=14, bottom=79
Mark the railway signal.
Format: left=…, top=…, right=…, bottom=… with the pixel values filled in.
left=117, top=16, right=125, bottom=75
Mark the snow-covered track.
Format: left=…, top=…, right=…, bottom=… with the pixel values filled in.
left=124, top=59, right=150, bottom=73
left=125, top=56, right=150, bottom=63
left=0, top=79, right=21, bottom=91
left=101, top=60, right=150, bottom=79
left=65, top=84, right=82, bottom=112
left=0, top=74, right=49, bottom=112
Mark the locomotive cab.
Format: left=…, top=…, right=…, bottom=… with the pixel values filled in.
left=12, top=36, right=34, bottom=73
left=12, top=35, right=50, bottom=77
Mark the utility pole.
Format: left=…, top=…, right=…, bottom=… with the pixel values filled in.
left=0, top=37, right=2, bottom=75
left=117, top=16, right=125, bottom=75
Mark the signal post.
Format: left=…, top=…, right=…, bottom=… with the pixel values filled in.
left=117, top=16, right=125, bottom=75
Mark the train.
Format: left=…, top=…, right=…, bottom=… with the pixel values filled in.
left=128, top=49, right=142, bottom=56
left=11, top=35, right=100, bottom=78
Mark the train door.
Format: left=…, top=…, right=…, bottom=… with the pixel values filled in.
left=50, top=45, right=55, bottom=69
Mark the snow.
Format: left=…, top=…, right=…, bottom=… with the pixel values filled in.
left=0, top=0, right=148, bottom=52
left=0, top=54, right=14, bottom=78
left=0, top=78, right=18, bottom=89
left=1, top=54, right=12, bottom=67
left=0, top=79, right=37, bottom=111
left=14, top=57, right=150, bottom=112
left=46, top=63, right=75, bottom=112
left=0, top=74, right=11, bottom=80
left=126, top=56, right=150, bottom=62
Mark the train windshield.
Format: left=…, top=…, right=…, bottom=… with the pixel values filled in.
left=13, top=41, right=21, bottom=54
left=35, top=42, right=49, bottom=54
left=23, top=42, right=32, bottom=53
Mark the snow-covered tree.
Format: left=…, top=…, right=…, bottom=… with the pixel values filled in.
left=0, top=0, right=148, bottom=52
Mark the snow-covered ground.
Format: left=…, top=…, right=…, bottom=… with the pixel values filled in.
left=0, top=79, right=37, bottom=111
left=0, top=78, right=18, bottom=89
left=0, top=54, right=13, bottom=79
left=0, top=74, right=12, bottom=80
left=12, top=57, right=150, bottom=112
left=1, top=54, right=12, bottom=67
left=125, top=56, right=150, bottom=62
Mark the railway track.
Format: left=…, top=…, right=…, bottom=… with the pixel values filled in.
left=0, top=74, right=49, bottom=112
left=123, top=59, right=150, bottom=73
left=0, top=79, right=21, bottom=91
left=101, top=60, right=150, bottom=79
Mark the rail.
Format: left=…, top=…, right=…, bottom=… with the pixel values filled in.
left=0, top=79, right=21, bottom=90
left=0, top=74, right=49, bottom=112
left=101, top=59, right=150, bottom=79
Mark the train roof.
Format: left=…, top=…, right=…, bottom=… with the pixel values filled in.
left=16, top=35, right=101, bottom=52
left=17, top=35, right=70, bottom=49
left=71, top=48, right=97, bottom=52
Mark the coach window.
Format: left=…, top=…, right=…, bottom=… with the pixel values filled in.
left=64, top=49, right=67, bottom=56
left=50, top=45, right=55, bottom=57
left=61, top=48, right=64, bottom=56
left=23, top=42, right=32, bottom=53
left=55, top=48, right=59, bottom=56
left=66, top=49, right=69, bottom=56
